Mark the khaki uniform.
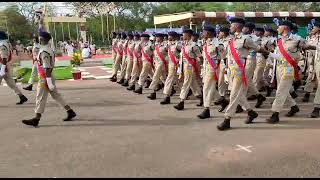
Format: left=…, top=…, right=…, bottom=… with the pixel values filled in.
left=271, top=34, right=307, bottom=112
left=179, top=40, right=202, bottom=100
left=149, top=41, right=168, bottom=91
left=137, top=41, right=154, bottom=87
left=28, top=43, right=41, bottom=84
left=119, top=39, right=129, bottom=80
left=224, top=33, right=261, bottom=118
left=129, top=40, right=142, bottom=85
left=0, top=40, right=23, bottom=95
left=313, top=41, right=320, bottom=107
left=217, top=37, right=230, bottom=97
left=253, top=36, right=270, bottom=90
left=202, top=38, right=225, bottom=108
left=112, top=38, right=118, bottom=62
left=35, top=45, right=67, bottom=114
left=112, top=39, right=123, bottom=77
left=125, top=39, right=135, bottom=80
left=163, top=40, right=181, bottom=96
left=304, top=35, right=319, bottom=93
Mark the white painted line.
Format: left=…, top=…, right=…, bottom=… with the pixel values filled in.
left=81, top=72, right=91, bottom=75
left=235, top=145, right=253, bottom=153
left=95, top=76, right=110, bottom=79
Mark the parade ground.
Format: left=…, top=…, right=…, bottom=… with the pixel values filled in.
left=0, top=79, right=320, bottom=177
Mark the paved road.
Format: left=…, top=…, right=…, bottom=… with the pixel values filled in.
left=0, top=79, right=320, bottom=177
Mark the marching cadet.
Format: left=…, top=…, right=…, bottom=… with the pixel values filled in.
left=160, top=31, right=181, bottom=104
left=217, top=17, right=269, bottom=131
left=22, top=31, right=77, bottom=127
left=266, top=20, right=316, bottom=124
left=110, top=32, right=119, bottom=78
left=309, top=21, right=320, bottom=118
left=110, top=33, right=122, bottom=82
left=117, top=32, right=128, bottom=84
left=147, top=33, right=168, bottom=100
left=122, top=33, right=135, bottom=87
left=134, top=33, right=155, bottom=94
left=0, top=31, right=28, bottom=105
left=197, top=25, right=226, bottom=119
left=23, top=36, right=41, bottom=91
left=127, top=33, right=142, bottom=91
left=173, top=29, right=203, bottom=111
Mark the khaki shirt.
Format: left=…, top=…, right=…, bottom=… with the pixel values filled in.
left=141, top=40, right=154, bottom=61
left=117, top=40, right=123, bottom=55
left=275, top=33, right=307, bottom=62
left=32, top=43, right=41, bottom=60
left=127, top=39, right=135, bottom=59
left=154, top=41, right=168, bottom=63
left=203, top=38, right=224, bottom=73
left=168, top=40, right=182, bottom=66
left=38, top=44, right=55, bottom=69
left=0, top=40, right=10, bottom=62
left=112, top=39, right=119, bottom=53
left=133, top=40, right=142, bottom=58
left=218, top=37, right=230, bottom=60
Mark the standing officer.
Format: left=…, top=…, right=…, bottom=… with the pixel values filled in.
left=110, top=33, right=122, bottom=82
left=127, top=33, right=142, bottom=91
left=122, top=32, right=135, bottom=87
left=117, top=32, right=128, bottom=84
left=266, top=20, right=316, bottom=124
left=22, top=30, right=77, bottom=127
left=217, top=17, right=269, bottom=131
left=23, top=36, right=41, bottom=91
left=0, top=31, right=28, bottom=105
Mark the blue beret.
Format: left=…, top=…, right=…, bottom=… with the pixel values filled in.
left=229, top=17, right=246, bottom=24
left=279, top=20, right=293, bottom=29
left=121, top=32, right=127, bottom=38
left=183, top=29, right=193, bottom=34
left=203, top=25, right=215, bottom=33
left=220, top=27, right=230, bottom=34
left=39, top=31, right=52, bottom=40
left=244, top=22, right=255, bottom=30
left=141, top=33, right=150, bottom=38
left=192, top=32, right=199, bottom=37
left=134, top=33, right=140, bottom=37
left=0, top=31, right=8, bottom=40
left=254, top=27, right=265, bottom=32
left=154, top=33, right=165, bottom=37
left=168, top=31, right=178, bottom=37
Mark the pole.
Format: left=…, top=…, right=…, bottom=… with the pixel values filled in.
left=61, top=22, right=65, bottom=42
left=170, top=22, right=172, bottom=30
left=76, top=22, right=79, bottom=42
left=53, top=22, right=57, bottom=46
left=68, top=22, right=71, bottom=40
left=107, top=13, right=109, bottom=43
left=5, top=17, right=9, bottom=41
left=113, top=15, right=116, bottom=32
left=101, top=13, right=104, bottom=43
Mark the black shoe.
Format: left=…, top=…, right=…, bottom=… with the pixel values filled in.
left=197, top=108, right=210, bottom=119
left=110, top=76, right=117, bottom=82
left=247, top=95, right=257, bottom=101
left=293, top=80, right=301, bottom=91
left=214, top=96, right=225, bottom=105
left=310, top=107, right=320, bottom=118
left=217, top=118, right=231, bottom=131
left=218, top=99, right=229, bottom=112
left=134, top=87, right=142, bottom=94
left=127, top=84, right=135, bottom=91
left=23, top=84, right=33, bottom=91
left=236, top=105, right=244, bottom=113
left=266, top=86, right=272, bottom=97
left=258, top=86, right=266, bottom=92
left=117, top=78, right=125, bottom=84
left=155, top=84, right=162, bottom=91
left=286, top=105, right=299, bottom=117
left=147, top=92, right=156, bottom=100
left=266, top=112, right=280, bottom=124
left=302, top=92, right=310, bottom=102
left=196, top=96, right=203, bottom=107
left=245, top=110, right=258, bottom=124
left=63, top=109, right=77, bottom=121
left=170, top=88, right=176, bottom=96
left=17, top=95, right=28, bottom=105
left=22, top=118, right=40, bottom=127
left=174, top=101, right=184, bottom=111
left=290, top=91, right=298, bottom=99
left=122, top=80, right=129, bottom=87
left=255, top=94, right=266, bottom=108
left=160, top=97, right=170, bottom=105
left=186, top=89, right=192, bottom=99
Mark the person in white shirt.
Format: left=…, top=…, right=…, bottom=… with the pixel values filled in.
left=82, top=43, right=91, bottom=59
left=90, top=43, right=96, bottom=55
left=65, top=41, right=74, bottom=57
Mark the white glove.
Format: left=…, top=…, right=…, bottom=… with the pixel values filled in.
left=0, top=65, right=6, bottom=77
left=177, top=67, right=182, bottom=75
left=224, top=74, right=229, bottom=85
left=269, top=53, right=281, bottom=60
left=46, top=77, right=55, bottom=91
left=309, top=65, right=314, bottom=72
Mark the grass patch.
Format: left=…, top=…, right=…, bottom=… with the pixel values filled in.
left=106, top=64, right=113, bottom=68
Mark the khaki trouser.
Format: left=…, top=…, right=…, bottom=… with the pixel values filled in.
left=218, top=61, right=227, bottom=97
left=138, top=60, right=154, bottom=87
left=271, top=63, right=297, bottom=112
left=179, top=62, right=202, bottom=100
left=0, top=64, right=23, bottom=95
left=246, top=57, right=259, bottom=97
left=203, top=68, right=218, bottom=108
left=304, top=51, right=316, bottom=93
left=163, top=63, right=177, bottom=96
left=125, top=56, right=134, bottom=80
left=253, top=55, right=267, bottom=91
left=129, top=58, right=142, bottom=85
left=28, top=63, right=38, bottom=84
left=313, top=57, right=320, bottom=108
left=149, top=60, right=167, bottom=91
left=35, top=77, right=67, bottom=114
left=112, top=54, right=122, bottom=77
left=119, top=55, right=128, bottom=79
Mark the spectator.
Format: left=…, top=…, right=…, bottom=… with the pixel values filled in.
left=81, top=43, right=91, bottom=59
left=65, top=41, right=74, bottom=57
left=90, top=42, right=96, bottom=55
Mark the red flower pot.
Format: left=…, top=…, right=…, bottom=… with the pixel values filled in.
left=72, top=71, right=82, bottom=80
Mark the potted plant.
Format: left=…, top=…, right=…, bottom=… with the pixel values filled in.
left=71, top=51, right=83, bottom=80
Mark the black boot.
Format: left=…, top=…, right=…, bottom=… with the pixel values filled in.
left=147, top=92, right=156, bottom=100
left=218, top=99, right=229, bottom=112
left=245, top=110, right=258, bottom=124
left=196, top=95, right=203, bottom=107
left=134, top=87, right=142, bottom=94
left=117, top=78, right=125, bottom=84
left=302, top=92, right=310, bottom=102
left=258, top=86, right=266, bottom=92
left=127, top=84, right=135, bottom=91
left=255, top=94, right=266, bottom=108
left=160, top=96, right=170, bottom=105
left=170, top=88, right=176, bottom=96
left=286, top=105, right=300, bottom=117
left=17, top=95, right=28, bottom=105
left=110, top=75, right=117, bottom=82
left=214, top=96, right=225, bottom=105
left=310, top=107, right=320, bottom=118
left=155, top=84, right=162, bottom=91
left=174, top=101, right=184, bottom=111
left=217, top=118, right=231, bottom=131
left=247, top=95, right=257, bottom=101
left=63, top=109, right=77, bottom=121
left=266, top=86, right=272, bottom=97
left=122, top=80, right=129, bottom=87
left=23, top=84, right=33, bottom=91
left=145, top=79, right=151, bottom=88
left=293, top=80, right=301, bottom=91
left=197, top=108, right=210, bottom=119
left=236, top=105, right=244, bottom=113
left=186, top=89, right=192, bottom=100
left=22, top=118, right=40, bottom=127
left=290, top=91, right=298, bottom=99
left=266, top=112, right=280, bottom=124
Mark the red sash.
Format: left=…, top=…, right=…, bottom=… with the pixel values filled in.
left=229, top=38, right=247, bottom=86
left=155, top=45, right=168, bottom=72
left=203, top=44, right=219, bottom=81
left=141, top=47, right=154, bottom=70
left=277, top=39, right=301, bottom=80
left=112, top=46, right=117, bottom=53
left=133, top=49, right=141, bottom=68
left=182, top=46, right=200, bottom=77
left=127, top=48, right=133, bottom=59
left=168, top=47, right=178, bottom=66
left=37, top=51, right=56, bottom=89
left=123, top=47, right=127, bottom=56
left=117, top=45, right=123, bottom=57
